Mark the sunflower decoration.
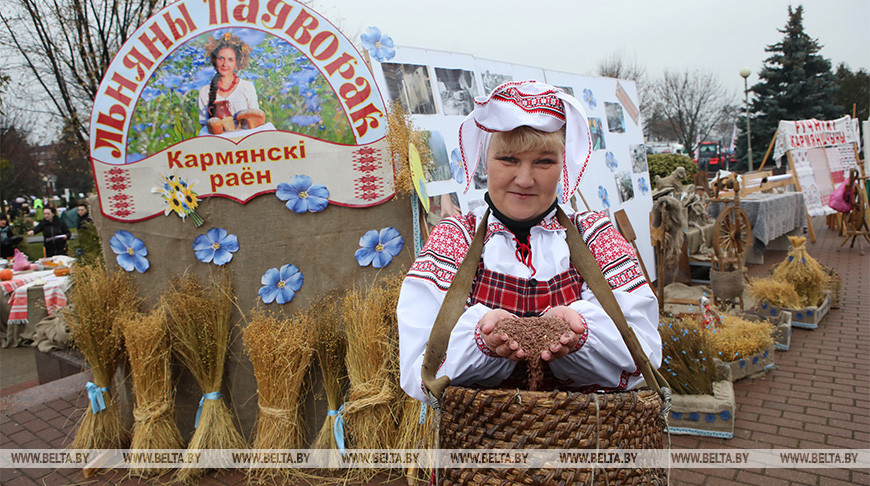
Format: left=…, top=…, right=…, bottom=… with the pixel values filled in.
left=152, top=173, right=204, bottom=226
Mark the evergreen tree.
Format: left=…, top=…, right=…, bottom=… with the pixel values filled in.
left=736, top=5, right=842, bottom=171
left=833, top=63, right=869, bottom=122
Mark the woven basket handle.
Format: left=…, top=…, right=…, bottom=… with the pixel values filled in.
left=421, top=207, right=669, bottom=405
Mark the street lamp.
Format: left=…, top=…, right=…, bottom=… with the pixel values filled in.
left=739, top=67, right=753, bottom=172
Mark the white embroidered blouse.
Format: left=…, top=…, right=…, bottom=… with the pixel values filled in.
left=197, top=79, right=259, bottom=125
left=396, top=205, right=662, bottom=404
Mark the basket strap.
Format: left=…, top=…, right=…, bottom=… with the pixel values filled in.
left=555, top=206, right=670, bottom=399
left=421, top=209, right=490, bottom=406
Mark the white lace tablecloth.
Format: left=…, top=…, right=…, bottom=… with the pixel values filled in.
left=708, top=192, right=806, bottom=247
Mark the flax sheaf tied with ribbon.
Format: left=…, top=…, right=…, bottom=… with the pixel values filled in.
left=242, top=309, right=314, bottom=481
left=163, top=271, right=245, bottom=482
left=124, top=305, right=184, bottom=477
left=65, top=261, right=138, bottom=450
left=421, top=209, right=671, bottom=485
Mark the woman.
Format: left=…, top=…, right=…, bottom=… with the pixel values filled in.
left=197, top=32, right=262, bottom=133
left=26, top=206, right=71, bottom=257
left=397, top=81, right=661, bottom=403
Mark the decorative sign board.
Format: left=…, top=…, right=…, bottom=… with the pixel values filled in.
left=89, top=0, right=392, bottom=222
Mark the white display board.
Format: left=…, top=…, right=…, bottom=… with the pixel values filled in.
left=369, top=46, right=655, bottom=281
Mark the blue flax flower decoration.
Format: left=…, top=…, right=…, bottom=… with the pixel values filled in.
left=109, top=230, right=149, bottom=273
left=360, top=26, right=396, bottom=62
left=583, top=88, right=597, bottom=110
left=638, top=176, right=650, bottom=194
left=355, top=227, right=404, bottom=268
left=276, top=175, right=330, bottom=213
left=598, top=185, right=610, bottom=209
left=259, top=264, right=304, bottom=304
left=605, top=151, right=618, bottom=172
left=192, top=227, right=239, bottom=266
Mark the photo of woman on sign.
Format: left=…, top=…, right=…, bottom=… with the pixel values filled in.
left=197, top=32, right=266, bottom=135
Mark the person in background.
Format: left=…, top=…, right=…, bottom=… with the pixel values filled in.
left=0, top=214, right=23, bottom=259
left=76, top=203, right=91, bottom=229
left=27, top=206, right=70, bottom=257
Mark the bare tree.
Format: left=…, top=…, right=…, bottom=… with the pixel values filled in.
left=594, top=52, right=658, bottom=139
left=648, top=69, right=735, bottom=157
left=0, top=0, right=167, bottom=153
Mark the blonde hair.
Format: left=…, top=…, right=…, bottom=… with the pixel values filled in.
left=488, top=125, right=566, bottom=156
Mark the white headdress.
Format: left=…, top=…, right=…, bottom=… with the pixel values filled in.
left=458, top=80, right=592, bottom=203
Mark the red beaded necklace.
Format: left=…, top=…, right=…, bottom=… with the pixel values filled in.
left=217, top=75, right=239, bottom=95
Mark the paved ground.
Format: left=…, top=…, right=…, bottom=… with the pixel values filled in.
left=0, top=217, right=867, bottom=485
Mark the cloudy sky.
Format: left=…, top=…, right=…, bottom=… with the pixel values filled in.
left=316, top=0, right=869, bottom=101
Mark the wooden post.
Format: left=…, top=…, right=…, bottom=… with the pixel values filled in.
left=756, top=127, right=779, bottom=173
left=786, top=150, right=817, bottom=243
left=613, top=209, right=651, bottom=284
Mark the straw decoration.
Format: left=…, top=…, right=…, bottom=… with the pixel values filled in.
left=123, top=305, right=184, bottom=477
left=748, top=277, right=803, bottom=309
left=243, top=308, right=315, bottom=481
left=66, top=260, right=139, bottom=449
left=386, top=99, right=433, bottom=194
left=338, top=274, right=405, bottom=481
left=163, top=271, right=245, bottom=481
left=309, top=292, right=347, bottom=452
left=708, top=314, right=774, bottom=362
left=770, top=236, right=829, bottom=307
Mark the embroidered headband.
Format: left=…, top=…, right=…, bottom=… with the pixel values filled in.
left=458, top=80, right=592, bottom=203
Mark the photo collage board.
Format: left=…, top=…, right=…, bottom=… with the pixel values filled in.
left=369, top=47, right=655, bottom=280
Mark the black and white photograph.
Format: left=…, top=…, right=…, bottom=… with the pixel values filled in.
left=556, top=85, right=575, bottom=97
left=615, top=171, right=635, bottom=203
left=381, top=62, right=437, bottom=114
left=481, top=71, right=512, bottom=95
left=630, top=144, right=648, bottom=173
left=605, top=102, right=625, bottom=133
left=434, top=68, right=478, bottom=116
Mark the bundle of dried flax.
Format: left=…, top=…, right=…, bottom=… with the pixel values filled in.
left=243, top=309, right=315, bottom=481
left=163, top=271, right=244, bottom=481
left=66, top=261, right=139, bottom=450
left=309, top=293, right=347, bottom=452
left=124, top=306, right=184, bottom=477
left=341, top=275, right=404, bottom=481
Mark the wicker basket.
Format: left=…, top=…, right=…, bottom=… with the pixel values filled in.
left=438, top=387, right=667, bottom=485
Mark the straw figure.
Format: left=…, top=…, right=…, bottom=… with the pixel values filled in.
left=651, top=195, right=686, bottom=284
left=243, top=309, right=315, bottom=482
left=341, top=274, right=404, bottom=480
left=123, top=306, right=184, bottom=477
left=66, top=260, right=140, bottom=449
left=654, top=166, right=687, bottom=195
left=163, top=271, right=245, bottom=481
left=770, top=236, right=829, bottom=307
left=658, top=315, right=718, bottom=395
left=386, top=100, right=432, bottom=194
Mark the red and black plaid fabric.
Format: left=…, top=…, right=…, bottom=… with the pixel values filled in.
left=468, top=263, right=584, bottom=317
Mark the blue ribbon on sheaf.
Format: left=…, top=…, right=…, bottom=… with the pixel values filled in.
left=195, top=391, right=223, bottom=428
left=85, top=382, right=110, bottom=414
left=327, top=404, right=346, bottom=453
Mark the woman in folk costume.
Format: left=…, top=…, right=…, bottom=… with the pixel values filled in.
left=397, top=81, right=661, bottom=403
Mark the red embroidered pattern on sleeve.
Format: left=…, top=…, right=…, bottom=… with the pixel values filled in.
left=573, top=314, right=589, bottom=351
left=474, top=325, right=499, bottom=357
left=573, top=211, right=647, bottom=293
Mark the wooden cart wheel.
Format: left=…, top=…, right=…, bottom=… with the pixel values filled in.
left=713, top=206, right=752, bottom=269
